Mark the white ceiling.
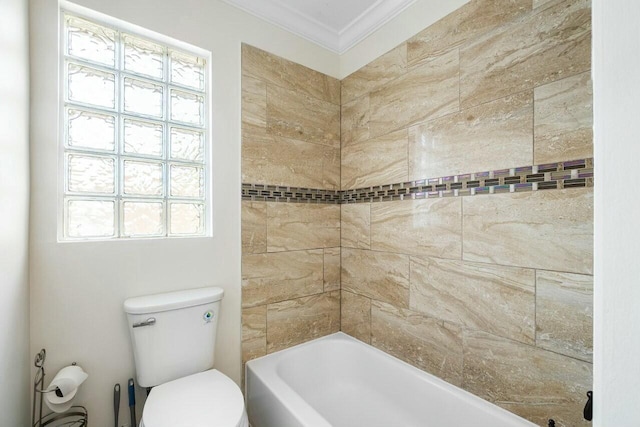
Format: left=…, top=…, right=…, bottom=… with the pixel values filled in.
left=221, top=0, right=417, bottom=54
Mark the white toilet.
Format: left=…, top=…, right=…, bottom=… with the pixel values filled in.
left=124, top=287, right=248, bottom=427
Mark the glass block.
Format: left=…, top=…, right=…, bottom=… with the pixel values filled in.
left=66, top=15, right=116, bottom=67
left=67, top=109, right=115, bottom=151
left=170, top=127, right=203, bottom=161
left=170, top=164, right=203, bottom=198
left=170, top=203, right=204, bottom=235
left=68, top=63, right=115, bottom=109
left=123, top=34, right=164, bottom=79
left=123, top=119, right=163, bottom=157
left=124, top=78, right=163, bottom=118
left=170, top=51, right=205, bottom=90
left=67, top=154, right=115, bottom=194
left=122, top=201, right=164, bottom=236
left=123, top=160, right=163, bottom=196
left=66, top=199, right=115, bottom=238
left=170, top=89, right=203, bottom=125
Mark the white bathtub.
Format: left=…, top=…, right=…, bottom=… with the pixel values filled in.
left=246, top=332, right=536, bottom=427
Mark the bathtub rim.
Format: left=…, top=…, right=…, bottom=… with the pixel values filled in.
left=245, top=332, right=537, bottom=427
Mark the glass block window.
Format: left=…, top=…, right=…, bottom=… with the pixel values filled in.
left=62, top=13, right=209, bottom=240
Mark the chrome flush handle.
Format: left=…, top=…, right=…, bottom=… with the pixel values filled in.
left=132, top=317, right=156, bottom=328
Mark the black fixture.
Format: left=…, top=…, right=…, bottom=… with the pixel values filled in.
left=584, top=390, right=593, bottom=421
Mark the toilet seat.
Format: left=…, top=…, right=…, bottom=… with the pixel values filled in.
left=140, top=369, right=248, bottom=427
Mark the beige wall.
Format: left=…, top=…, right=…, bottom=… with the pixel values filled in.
left=241, top=45, right=341, bottom=371
left=0, top=0, right=30, bottom=424
left=340, top=0, right=593, bottom=425
left=29, top=0, right=339, bottom=424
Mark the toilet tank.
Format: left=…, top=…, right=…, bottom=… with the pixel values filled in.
left=123, top=287, right=224, bottom=387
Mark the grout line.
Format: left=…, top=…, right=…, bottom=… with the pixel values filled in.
left=405, top=127, right=411, bottom=183
left=334, top=248, right=592, bottom=277
left=534, top=268, right=538, bottom=347
left=458, top=47, right=461, bottom=111
left=460, top=195, right=464, bottom=262
left=532, top=82, right=536, bottom=166
left=263, top=201, right=269, bottom=253
left=264, top=302, right=269, bottom=355
left=368, top=293, right=372, bottom=344
left=322, top=248, right=326, bottom=293
left=368, top=202, right=372, bottom=249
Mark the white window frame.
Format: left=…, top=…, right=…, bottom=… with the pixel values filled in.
left=58, top=3, right=212, bottom=241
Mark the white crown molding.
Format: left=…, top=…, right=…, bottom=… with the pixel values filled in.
left=339, top=0, right=416, bottom=53
left=220, top=0, right=341, bottom=53
left=220, top=0, right=417, bottom=54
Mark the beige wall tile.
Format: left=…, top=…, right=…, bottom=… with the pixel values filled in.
left=241, top=74, right=267, bottom=128
left=534, top=72, right=593, bottom=164
left=463, top=330, right=592, bottom=426
left=371, top=300, right=463, bottom=386
left=323, top=247, right=341, bottom=292
left=342, top=44, right=407, bottom=104
left=266, top=84, right=340, bottom=148
left=463, top=188, right=593, bottom=274
left=341, top=290, right=371, bottom=343
left=533, top=0, right=556, bottom=9
left=242, top=44, right=340, bottom=105
left=407, top=0, right=531, bottom=67
left=241, top=49, right=340, bottom=190
left=242, top=249, right=324, bottom=307
left=369, top=49, right=459, bottom=138
left=410, top=257, right=535, bottom=344
left=342, top=129, right=409, bottom=189
left=341, top=95, right=370, bottom=149
left=241, top=201, right=266, bottom=254
left=460, top=0, right=591, bottom=109
left=341, top=248, right=410, bottom=308
left=241, top=5, right=594, bottom=422
left=242, top=305, right=266, bottom=364
left=371, top=198, right=462, bottom=259
left=341, top=203, right=371, bottom=249
left=266, top=291, right=340, bottom=353
left=242, top=124, right=336, bottom=189
left=266, top=203, right=340, bottom=252
left=322, top=145, right=341, bottom=190
left=409, top=92, right=533, bottom=179
left=536, top=270, right=593, bottom=362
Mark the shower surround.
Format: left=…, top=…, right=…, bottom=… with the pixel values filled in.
left=242, top=0, right=593, bottom=425
left=241, top=44, right=342, bottom=365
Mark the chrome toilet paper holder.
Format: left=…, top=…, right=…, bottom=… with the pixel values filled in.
left=32, top=348, right=88, bottom=427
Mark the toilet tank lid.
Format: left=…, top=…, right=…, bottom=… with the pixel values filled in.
left=124, top=287, right=224, bottom=314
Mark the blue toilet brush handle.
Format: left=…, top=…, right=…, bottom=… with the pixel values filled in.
left=128, top=378, right=136, bottom=427
left=114, top=383, right=120, bottom=427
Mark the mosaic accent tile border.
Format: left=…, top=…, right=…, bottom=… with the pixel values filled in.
left=343, top=158, right=594, bottom=203
left=241, top=184, right=342, bottom=204
left=242, top=158, right=594, bottom=204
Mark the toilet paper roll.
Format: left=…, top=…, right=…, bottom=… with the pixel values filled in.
left=44, top=397, right=75, bottom=414
left=45, top=365, right=88, bottom=413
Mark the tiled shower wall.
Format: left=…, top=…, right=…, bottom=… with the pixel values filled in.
left=241, top=45, right=342, bottom=368
left=340, top=0, right=593, bottom=425
left=242, top=0, right=593, bottom=424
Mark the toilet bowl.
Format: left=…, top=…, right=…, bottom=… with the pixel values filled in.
left=123, top=287, right=247, bottom=427
left=139, top=370, right=248, bottom=427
